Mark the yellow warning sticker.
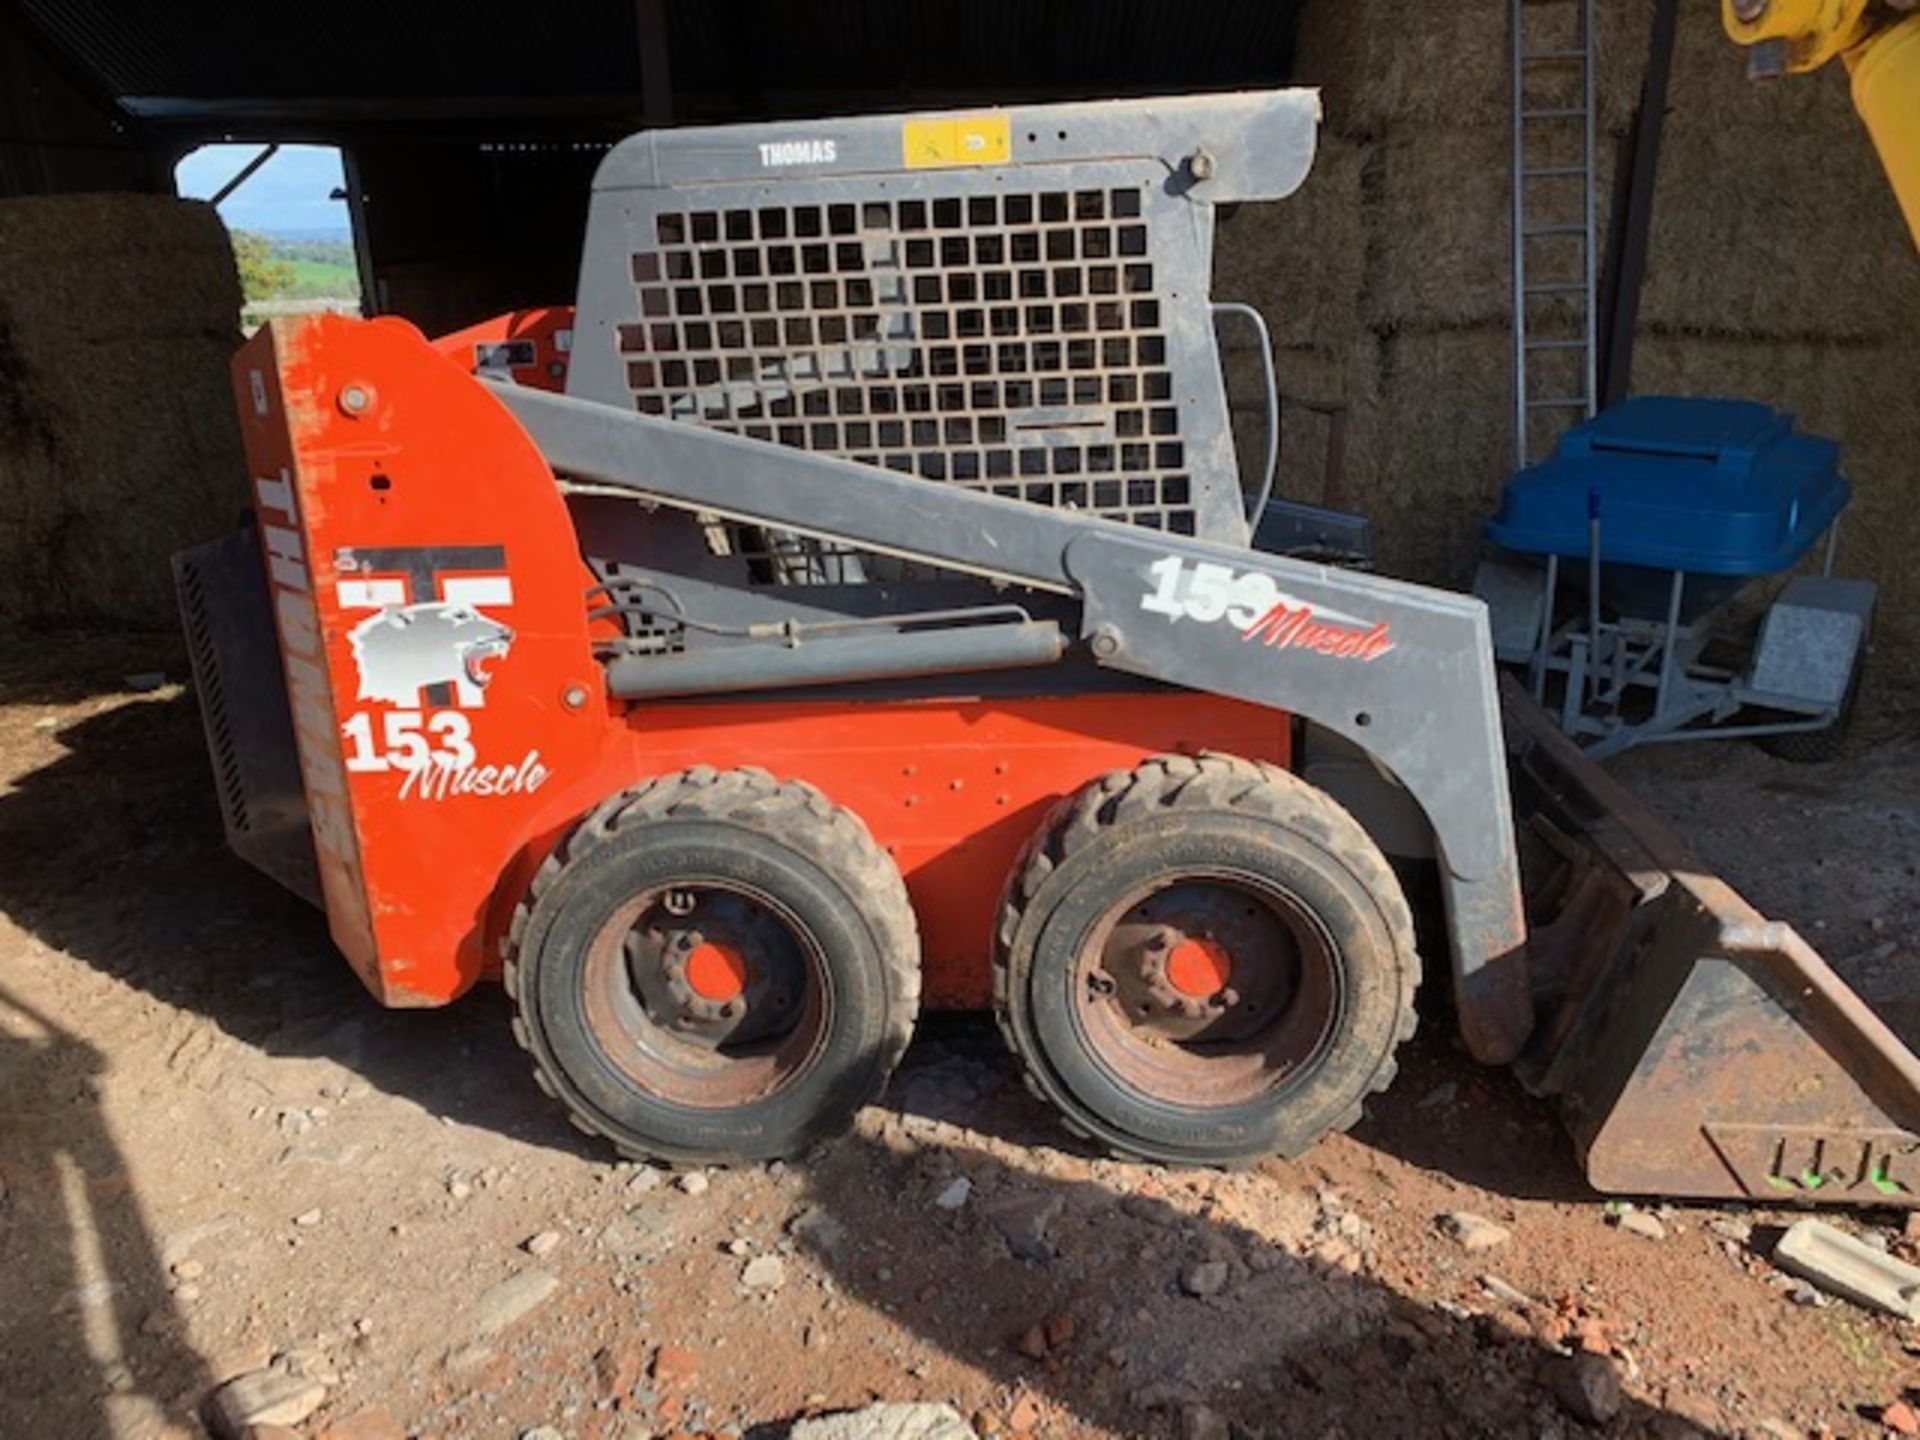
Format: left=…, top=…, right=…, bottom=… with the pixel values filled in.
left=902, top=114, right=1011, bottom=170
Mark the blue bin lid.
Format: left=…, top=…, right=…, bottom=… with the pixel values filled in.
left=1485, top=396, right=1849, bottom=576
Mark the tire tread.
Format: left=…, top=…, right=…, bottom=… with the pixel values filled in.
left=992, top=751, right=1419, bottom=1165
left=503, top=768, right=920, bottom=1165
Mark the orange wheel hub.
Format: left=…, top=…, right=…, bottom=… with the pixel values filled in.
left=684, top=941, right=749, bottom=1003
left=1165, top=937, right=1234, bottom=999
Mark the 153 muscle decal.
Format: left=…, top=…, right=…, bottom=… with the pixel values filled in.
left=1139, top=555, right=1395, bottom=662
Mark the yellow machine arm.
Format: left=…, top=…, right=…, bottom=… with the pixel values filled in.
left=1723, top=0, right=1920, bottom=247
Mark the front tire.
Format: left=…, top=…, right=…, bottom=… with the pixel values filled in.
left=994, top=753, right=1418, bottom=1166
left=505, top=767, right=920, bottom=1164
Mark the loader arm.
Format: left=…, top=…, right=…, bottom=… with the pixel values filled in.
left=492, top=380, right=1535, bottom=1064
left=1723, top=0, right=1920, bottom=246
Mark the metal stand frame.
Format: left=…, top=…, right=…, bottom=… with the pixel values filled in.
left=1505, top=519, right=1851, bottom=758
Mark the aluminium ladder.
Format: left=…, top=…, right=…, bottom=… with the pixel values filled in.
left=1511, top=0, right=1599, bottom=469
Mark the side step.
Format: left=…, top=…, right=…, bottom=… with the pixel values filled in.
left=1501, top=677, right=1920, bottom=1207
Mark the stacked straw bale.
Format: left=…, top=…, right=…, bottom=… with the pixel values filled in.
left=0, top=194, right=247, bottom=630
left=1637, top=11, right=1920, bottom=687
left=1214, top=0, right=1918, bottom=691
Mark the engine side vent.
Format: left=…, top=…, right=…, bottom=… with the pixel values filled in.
left=176, top=550, right=252, bottom=834
left=171, top=531, right=322, bottom=907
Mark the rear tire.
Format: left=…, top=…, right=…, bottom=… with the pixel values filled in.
left=993, top=753, right=1418, bottom=1166
left=505, top=767, right=919, bottom=1164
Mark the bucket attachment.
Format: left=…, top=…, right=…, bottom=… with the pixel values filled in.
left=1501, top=677, right=1920, bottom=1207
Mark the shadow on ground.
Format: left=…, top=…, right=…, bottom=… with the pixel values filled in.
left=788, top=1126, right=1725, bottom=1439
left=0, top=637, right=1609, bottom=1203
left=0, top=653, right=601, bottom=1165
left=0, top=637, right=1727, bottom=1438
left=0, top=981, right=214, bottom=1437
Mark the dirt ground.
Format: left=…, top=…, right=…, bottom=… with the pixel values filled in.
left=1, top=631, right=1916, bottom=1440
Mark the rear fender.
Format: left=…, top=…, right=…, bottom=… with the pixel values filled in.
left=233, top=314, right=618, bottom=1005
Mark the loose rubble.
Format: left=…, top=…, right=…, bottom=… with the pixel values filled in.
left=1613, top=1209, right=1667, bottom=1242
left=1549, top=1352, right=1624, bottom=1425
left=788, top=1401, right=973, bottom=1439
left=469, top=1269, right=560, bottom=1337
left=1179, top=1260, right=1231, bottom=1298
left=742, top=1254, right=788, bottom=1292
left=204, top=1369, right=329, bottom=1437
left=1437, top=1210, right=1512, bottom=1253
left=1774, top=1218, right=1920, bottom=1320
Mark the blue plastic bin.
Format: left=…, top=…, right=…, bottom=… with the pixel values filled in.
left=1486, top=398, right=1849, bottom=621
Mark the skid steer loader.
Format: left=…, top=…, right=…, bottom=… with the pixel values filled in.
left=174, top=92, right=1918, bottom=1203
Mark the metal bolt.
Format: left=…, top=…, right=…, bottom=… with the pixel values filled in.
left=1729, top=0, right=1768, bottom=20
left=338, top=384, right=372, bottom=416
left=1747, top=36, right=1790, bottom=76
left=1089, top=625, right=1123, bottom=660
left=722, top=999, right=744, bottom=1019
left=678, top=930, right=703, bottom=952
left=1188, top=149, right=1215, bottom=182
left=561, top=684, right=588, bottom=710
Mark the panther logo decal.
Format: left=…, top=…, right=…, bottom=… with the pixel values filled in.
left=346, top=602, right=515, bottom=706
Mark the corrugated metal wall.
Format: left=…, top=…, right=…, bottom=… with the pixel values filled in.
left=0, top=8, right=157, bottom=198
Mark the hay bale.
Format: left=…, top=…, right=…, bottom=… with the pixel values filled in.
left=0, top=193, right=241, bottom=344
left=1295, top=0, right=1507, bottom=137
left=1296, top=0, right=1657, bottom=140
left=1663, top=1, right=1856, bottom=128
left=1368, top=120, right=1624, bottom=332
left=1372, top=327, right=1514, bottom=583
left=0, top=194, right=246, bottom=629
left=1639, top=119, right=1920, bottom=341
left=1633, top=333, right=1920, bottom=686
left=1370, top=126, right=1509, bottom=329
left=1222, top=337, right=1385, bottom=513
left=1214, top=135, right=1369, bottom=349
left=1291, top=0, right=1829, bottom=144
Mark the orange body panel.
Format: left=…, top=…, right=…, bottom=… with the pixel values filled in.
left=235, top=314, right=1291, bottom=1012
left=609, top=694, right=1288, bottom=1008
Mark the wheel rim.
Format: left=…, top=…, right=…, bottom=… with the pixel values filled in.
left=581, top=880, right=829, bottom=1109
left=1070, top=870, right=1343, bottom=1109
